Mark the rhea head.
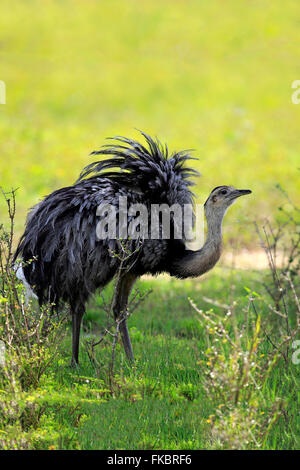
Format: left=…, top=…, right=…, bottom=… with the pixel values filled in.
left=204, top=185, right=252, bottom=216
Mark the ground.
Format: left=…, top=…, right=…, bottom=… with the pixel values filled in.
left=35, top=266, right=299, bottom=450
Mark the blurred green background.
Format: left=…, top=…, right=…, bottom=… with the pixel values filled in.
left=0, top=0, right=299, bottom=241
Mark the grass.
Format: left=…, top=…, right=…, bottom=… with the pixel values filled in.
left=29, top=269, right=298, bottom=450
left=0, top=0, right=300, bottom=241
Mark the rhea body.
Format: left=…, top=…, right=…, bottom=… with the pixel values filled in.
left=14, top=133, right=251, bottom=365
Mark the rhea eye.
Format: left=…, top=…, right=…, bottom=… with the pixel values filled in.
left=220, top=189, right=227, bottom=195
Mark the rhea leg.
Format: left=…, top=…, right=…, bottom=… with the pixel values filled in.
left=71, top=306, right=84, bottom=366
left=112, top=273, right=136, bottom=362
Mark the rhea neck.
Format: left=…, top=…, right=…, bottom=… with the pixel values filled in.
left=170, top=204, right=226, bottom=279
left=205, top=204, right=225, bottom=248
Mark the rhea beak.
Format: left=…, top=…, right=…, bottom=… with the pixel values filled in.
left=229, top=189, right=252, bottom=200
left=237, top=189, right=252, bottom=196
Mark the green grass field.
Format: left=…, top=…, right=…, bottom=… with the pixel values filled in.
left=0, top=0, right=299, bottom=451
left=28, top=270, right=298, bottom=450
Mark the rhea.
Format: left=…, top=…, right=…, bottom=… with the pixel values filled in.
left=14, top=132, right=251, bottom=365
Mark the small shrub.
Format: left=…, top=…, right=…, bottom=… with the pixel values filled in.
left=190, top=189, right=300, bottom=449
left=0, top=190, right=67, bottom=449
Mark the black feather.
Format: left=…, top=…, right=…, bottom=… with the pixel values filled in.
left=14, top=131, right=199, bottom=312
